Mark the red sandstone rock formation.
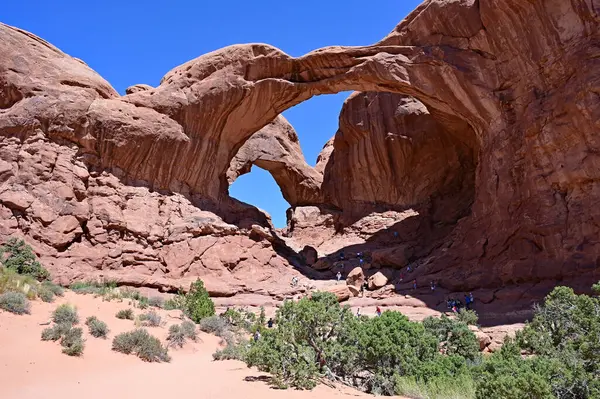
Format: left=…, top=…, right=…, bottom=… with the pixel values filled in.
left=227, top=115, right=322, bottom=205
left=1, top=0, right=599, bottom=310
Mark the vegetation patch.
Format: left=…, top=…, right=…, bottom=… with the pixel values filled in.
left=52, top=304, right=79, bottom=325
left=138, top=310, right=162, bottom=327
left=0, top=291, right=30, bottom=314
left=226, top=284, right=600, bottom=398
left=112, top=329, right=170, bottom=362
left=183, top=279, right=215, bottom=323
left=116, top=308, right=134, bottom=320
left=85, top=316, right=109, bottom=338
left=167, top=320, right=198, bottom=348
left=41, top=322, right=72, bottom=341
left=60, top=327, right=85, bottom=356
left=0, top=237, right=49, bottom=281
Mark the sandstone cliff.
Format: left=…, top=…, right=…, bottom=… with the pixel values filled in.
left=1, top=0, right=599, bottom=311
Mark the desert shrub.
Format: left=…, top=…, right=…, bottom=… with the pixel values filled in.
left=213, top=341, right=249, bottom=361
left=199, top=315, right=229, bottom=336
left=41, top=322, right=71, bottom=341
left=395, top=371, right=476, bottom=399
left=52, top=304, right=79, bottom=325
left=167, top=320, right=198, bottom=348
left=163, top=299, right=180, bottom=310
left=85, top=316, right=109, bottom=338
left=456, top=309, right=479, bottom=326
left=138, top=310, right=162, bottom=327
left=148, top=296, right=164, bottom=308
left=0, top=237, right=50, bottom=281
left=38, top=285, right=55, bottom=303
left=60, top=327, right=84, bottom=356
left=183, top=279, right=214, bottom=323
left=137, top=296, right=149, bottom=309
left=181, top=320, right=197, bottom=339
left=0, top=291, right=30, bottom=314
left=116, top=308, right=134, bottom=320
left=167, top=324, right=186, bottom=348
left=42, top=281, right=64, bottom=297
left=69, top=280, right=117, bottom=296
left=112, top=329, right=170, bottom=362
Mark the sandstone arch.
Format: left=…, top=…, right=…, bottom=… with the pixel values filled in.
left=1, top=0, right=599, bottom=294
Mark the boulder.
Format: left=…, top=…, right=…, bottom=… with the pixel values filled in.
left=346, top=267, right=365, bottom=289
left=368, top=272, right=389, bottom=290
left=322, top=285, right=351, bottom=302
left=469, top=325, right=492, bottom=351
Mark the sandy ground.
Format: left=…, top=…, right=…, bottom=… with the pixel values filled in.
left=1, top=292, right=401, bottom=399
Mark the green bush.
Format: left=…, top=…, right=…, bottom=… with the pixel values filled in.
left=423, top=315, right=480, bottom=361
left=163, top=292, right=185, bottom=310
left=52, top=304, right=79, bottom=325
left=137, top=296, right=149, bottom=309
left=85, top=316, right=109, bottom=338
left=69, top=280, right=117, bottom=296
left=60, top=327, right=84, bottom=356
left=213, top=341, right=249, bottom=361
left=0, top=237, right=50, bottom=281
left=139, top=310, right=162, bottom=327
left=0, top=291, right=30, bottom=314
left=116, top=308, right=134, bottom=320
left=456, top=309, right=479, bottom=326
left=41, top=322, right=71, bottom=341
left=183, top=279, right=214, bottom=323
left=395, top=372, right=476, bottom=399
left=38, top=285, right=55, bottom=303
left=112, top=329, right=170, bottom=362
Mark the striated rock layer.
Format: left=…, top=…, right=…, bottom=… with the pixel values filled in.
left=1, top=0, right=599, bottom=309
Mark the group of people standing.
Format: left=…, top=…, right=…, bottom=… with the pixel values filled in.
left=447, top=293, right=475, bottom=312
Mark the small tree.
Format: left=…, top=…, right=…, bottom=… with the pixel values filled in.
left=184, top=279, right=215, bottom=323
left=0, top=237, right=49, bottom=281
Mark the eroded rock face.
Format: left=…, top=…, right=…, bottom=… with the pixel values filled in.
left=0, top=135, right=299, bottom=295
left=227, top=115, right=322, bottom=205
left=321, top=92, right=476, bottom=225
left=1, top=0, right=599, bottom=302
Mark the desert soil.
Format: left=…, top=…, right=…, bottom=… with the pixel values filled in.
left=1, top=292, right=405, bottom=399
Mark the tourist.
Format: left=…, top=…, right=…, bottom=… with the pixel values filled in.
left=336, top=271, right=342, bottom=283
left=356, top=308, right=361, bottom=317
left=254, top=330, right=261, bottom=342
left=399, top=273, right=405, bottom=282
left=430, top=281, right=436, bottom=291
left=267, top=318, right=274, bottom=328
left=376, top=306, right=382, bottom=317
left=413, top=279, right=417, bottom=290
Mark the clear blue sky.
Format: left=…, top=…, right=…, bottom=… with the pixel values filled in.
left=3, top=0, right=422, bottom=228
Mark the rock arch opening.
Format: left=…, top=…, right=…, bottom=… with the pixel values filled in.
left=229, top=166, right=290, bottom=228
